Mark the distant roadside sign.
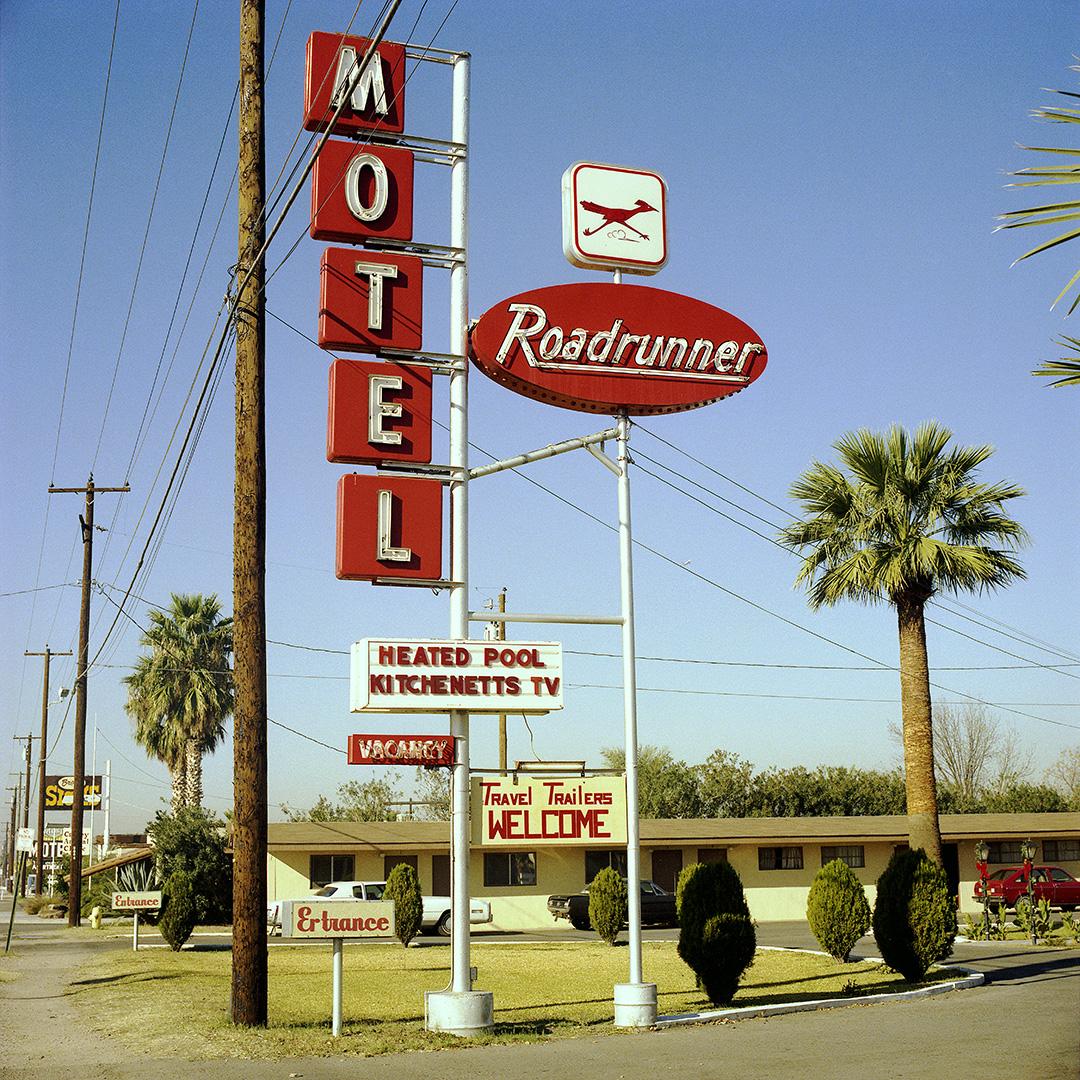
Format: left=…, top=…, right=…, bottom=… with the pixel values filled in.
left=15, top=827, right=34, bottom=853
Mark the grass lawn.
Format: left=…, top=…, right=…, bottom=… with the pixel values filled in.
left=69, top=941, right=957, bottom=1059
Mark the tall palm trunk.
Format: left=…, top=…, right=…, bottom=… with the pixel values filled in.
left=185, top=739, right=203, bottom=809
left=171, top=755, right=189, bottom=814
left=896, top=593, right=942, bottom=863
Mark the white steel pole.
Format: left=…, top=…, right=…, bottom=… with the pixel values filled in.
left=617, top=412, right=642, bottom=985
left=133, top=911, right=139, bottom=952
left=332, top=938, right=343, bottom=1036
left=103, top=759, right=111, bottom=855
left=88, top=715, right=97, bottom=866
left=448, top=50, right=471, bottom=997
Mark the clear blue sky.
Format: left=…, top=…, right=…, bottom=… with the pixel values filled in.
left=2, top=1, right=1076, bottom=833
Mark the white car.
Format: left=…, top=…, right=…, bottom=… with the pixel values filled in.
left=267, top=879, right=492, bottom=936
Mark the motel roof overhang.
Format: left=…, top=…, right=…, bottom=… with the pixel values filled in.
left=266, top=812, right=1080, bottom=853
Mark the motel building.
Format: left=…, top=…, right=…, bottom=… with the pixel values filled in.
left=267, top=811, right=1080, bottom=929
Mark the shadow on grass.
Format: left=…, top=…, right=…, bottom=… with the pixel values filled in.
left=67, top=970, right=183, bottom=992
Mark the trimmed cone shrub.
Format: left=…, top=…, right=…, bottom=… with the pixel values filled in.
left=807, top=858, right=871, bottom=960
left=159, top=870, right=198, bottom=951
left=872, top=847, right=956, bottom=982
left=384, top=862, right=423, bottom=947
left=588, top=867, right=627, bottom=945
left=676, top=861, right=756, bottom=1004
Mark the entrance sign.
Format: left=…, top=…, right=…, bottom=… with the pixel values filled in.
left=348, top=733, right=453, bottom=766
left=280, top=900, right=396, bottom=938
left=111, top=891, right=162, bottom=912
left=471, top=776, right=627, bottom=846
left=327, top=359, right=433, bottom=465
left=319, top=248, right=424, bottom=353
left=337, top=474, right=443, bottom=581
left=311, top=140, right=415, bottom=244
left=44, top=774, right=102, bottom=810
left=351, top=639, right=563, bottom=713
left=470, top=283, right=768, bottom=414
left=562, top=162, right=668, bottom=274
left=304, top=32, right=406, bottom=135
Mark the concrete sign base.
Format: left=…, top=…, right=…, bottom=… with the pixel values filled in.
left=614, top=981, right=657, bottom=1027
left=424, top=989, right=494, bottom=1036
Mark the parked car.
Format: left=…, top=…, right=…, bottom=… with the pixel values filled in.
left=973, top=865, right=1080, bottom=914
left=268, top=880, right=493, bottom=936
left=547, top=880, right=678, bottom=930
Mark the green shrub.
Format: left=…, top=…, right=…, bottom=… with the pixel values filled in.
left=148, top=807, right=231, bottom=923
left=676, top=861, right=756, bottom=1004
left=159, top=870, right=199, bottom=951
left=588, top=868, right=627, bottom=945
left=872, top=848, right=956, bottom=982
left=384, top=862, right=423, bottom=947
left=807, top=858, right=871, bottom=960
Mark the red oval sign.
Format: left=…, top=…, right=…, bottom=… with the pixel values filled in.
left=469, top=283, right=767, bottom=415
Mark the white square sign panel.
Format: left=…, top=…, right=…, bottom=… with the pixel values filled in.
left=562, top=161, right=668, bottom=275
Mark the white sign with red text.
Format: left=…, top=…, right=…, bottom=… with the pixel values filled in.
left=471, top=775, right=627, bottom=847
left=280, top=900, right=396, bottom=939
left=351, top=639, right=563, bottom=714
left=111, top=891, right=162, bottom=912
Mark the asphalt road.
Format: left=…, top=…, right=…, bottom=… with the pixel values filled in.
left=2, top=895, right=1077, bottom=1080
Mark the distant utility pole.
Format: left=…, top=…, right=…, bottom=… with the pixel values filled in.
left=48, top=475, right=128, bottom=926
left=25, top=647, right=71, bottom=895
left=4, top=789, right=16, bottom=887
left=232, top=0, right=268, bottom=1027
left=12, top=735, right=35, bottom=897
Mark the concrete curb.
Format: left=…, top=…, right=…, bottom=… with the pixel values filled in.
left=654, top=952, right=985, bottom=1029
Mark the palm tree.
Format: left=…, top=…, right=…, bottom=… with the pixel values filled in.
left=124, top=594, right=234, bottom=811
left=997, top=61, right=1080, bottom=387
left=779, top=423, right=1027, bottom=862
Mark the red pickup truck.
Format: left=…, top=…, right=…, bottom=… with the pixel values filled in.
left=973, top=865, right=1080, bottom=914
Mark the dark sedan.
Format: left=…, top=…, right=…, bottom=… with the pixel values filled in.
left=547, top=880, right=678, bottom=930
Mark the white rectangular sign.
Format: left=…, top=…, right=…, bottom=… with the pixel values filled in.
left=280, top=900, right=396, bottom=939
left=351, top=639, right=563, bottom=714
left=15, top=827, right=34, bottom=853
left=111, top=891, right=162, bottom=911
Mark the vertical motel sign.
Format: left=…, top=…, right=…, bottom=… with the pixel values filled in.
left=305, top=32, right=442, bottom=582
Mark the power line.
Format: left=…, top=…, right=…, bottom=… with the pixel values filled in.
left=0, top=583, right=79, bottom=599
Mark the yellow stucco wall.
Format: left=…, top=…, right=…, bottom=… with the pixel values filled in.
left=267, top=834, right=1080, bottom=930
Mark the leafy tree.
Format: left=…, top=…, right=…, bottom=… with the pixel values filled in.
left=780, top=423, right=1027, bottom=862
left=1046, top=746, right=1080, bottom=810
left=980, top=783, right=1067, bottom=814
left=124, top=593, right=233, bottom=811
left=282, top=774, right=403, bottom=822
left=384, top=863, right=423, bottom=947
left=588, top=867, right=627, bottom=946
left=872, top=848, right=956, bottom=982
left=807, top=859, right=871, bottom=961
left=698, top=749, right=756, bottom=817
left=148, top=806, right=232, bottom=923
left=997, top=60, right=1080, bottom=386
left=159, top=870, right=199, bottom=950
left=410, top=767, right=450, bottom=820
left=601, top=744, right=703, bottom=818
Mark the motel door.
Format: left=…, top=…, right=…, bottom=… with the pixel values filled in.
left=942, top=843, right=960, bottom=905
left=652, top=849, right=683, bottom=894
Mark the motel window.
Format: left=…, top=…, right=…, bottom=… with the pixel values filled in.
left=483, top=852, right=537, bottom=887
left=697, top=848, right=728, bottom=865
left=987, top=842, right=1024, bottom=864
left=758, top=846, right=803, bottom=871
left=1044, top=839, right=1080, bottom=862
left=821, top=845, right=865, bottom=869
left=384, top=854, right=419, bottom=880
left=309, top=854, right=355, bottom=887
left=585, top=849, right=628, bottom=884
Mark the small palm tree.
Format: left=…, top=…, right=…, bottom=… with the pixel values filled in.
left=780, top=423, right=1027, bottom=862
left=124, top=594, right=234, bottom=810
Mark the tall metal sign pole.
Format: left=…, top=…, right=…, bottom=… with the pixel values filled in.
left=232, top=0, right=268, bottom=1027
left=26, top=648, right=72, bottom=895
left=49, top=475, right=128, bottom=925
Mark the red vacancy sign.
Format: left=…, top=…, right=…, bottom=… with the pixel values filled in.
left=319, top=248, right=423, bottom=354
left=336, top=474, right=442, bottom=581
left=327, top=359, right=432, bottom=465
left=470, top=282, right=767, bottom=415
left=304, top=32, right=405, bottom=135
left=311, top=140, right=414, bottom=245
left=348, top=734, right=453, bottom=766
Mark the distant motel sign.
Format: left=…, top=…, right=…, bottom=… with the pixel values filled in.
left=348, top=733, right=453, bottom=767
left=44, top=774, right=103, bottom=811
left=351, top=640, right=563, bottom=714
left=280, top=900, right=396, bottom=939
left=471, top=776, right=627, bottom=846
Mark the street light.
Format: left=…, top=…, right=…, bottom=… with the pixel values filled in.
left=974, top=839, right=991, bottom=938
left=1020, top=838, right=1037, bottom=945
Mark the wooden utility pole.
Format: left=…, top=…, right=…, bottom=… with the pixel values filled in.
left=25, top=648, right=71, bottom=895
left=232, top=0, right=268, bottom=1027
left=48, top=475, right=128, bottom=926
left=13, top=735, right=34, bottom=897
